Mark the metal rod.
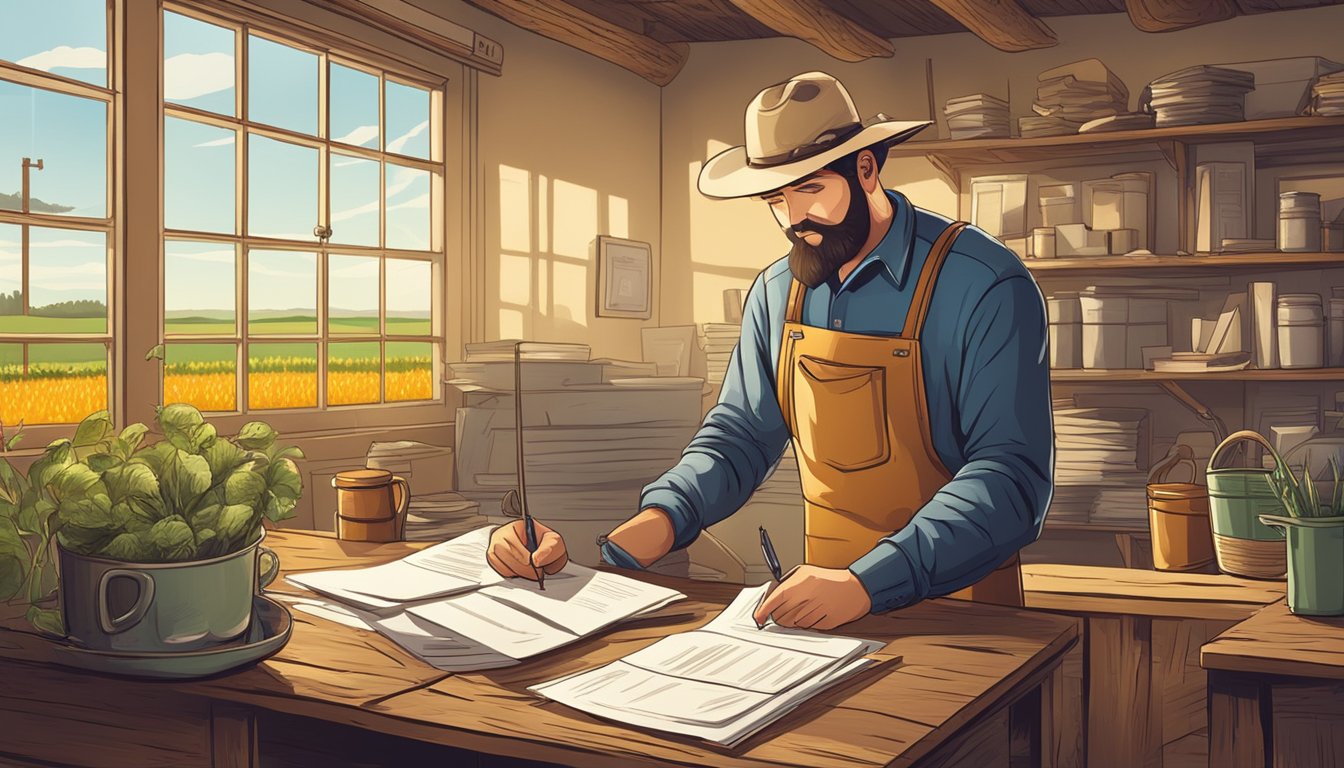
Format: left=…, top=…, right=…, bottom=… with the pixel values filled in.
left=514, top=340, right=529, bottom=519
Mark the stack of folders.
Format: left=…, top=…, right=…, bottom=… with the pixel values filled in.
left=1142, top=65, right=1255, bottom=126
left=944, top=93, right=1011, bottom=139
left=1310, top=71, right=1344, bottom=116
left=1052, top=407, right=1150, bottom=526
left=282, top=527, right=686, bottom=672
left=530, top=582, right=888, bottom=746
left=1023, top=58, right=1130, bottom=137
left=400, top=492, right=490, bottom=542
left=701, top=322, right=740, bottom=385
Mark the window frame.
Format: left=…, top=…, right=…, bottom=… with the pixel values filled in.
left=158, top=2, right=449, bottom=431
left=0, top=0, right=118, bottom=443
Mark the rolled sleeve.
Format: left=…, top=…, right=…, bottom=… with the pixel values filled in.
left=639, top=274, right=792, bottom=551
left=852, top=274, right=1054, bottom=612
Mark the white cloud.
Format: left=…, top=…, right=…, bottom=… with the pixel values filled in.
left=332, top=201, right=378, bottom=223
left=334, top=125, right=378, bottom=147
left=34, top=280, right=106, bottom=292
left=386, top=168, right=423, bottom=198
left=387, top=120, right=428, bottom=155
left=30, top=238, right=104, bottom=249
left=164, top=52, right=234, bottom=101
left=32, top=262, right=106, bottom=278
left=169, top=248, right=234, bottom=264
left=330, top=258, right=378, bottom=278
left=332, top=158, right=365, bottom=168
left=389, top=193, right=429, bottom=211
left=17, top=46, right=105, bottom=72
left=193, top=134, right=235, bottom=149
left=250, top=264, right=311, bottom=279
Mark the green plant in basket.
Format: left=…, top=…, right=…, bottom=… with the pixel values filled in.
left=1269, top=450, right=1344, bottom=519
left=0, top=404, right=304, bottom=634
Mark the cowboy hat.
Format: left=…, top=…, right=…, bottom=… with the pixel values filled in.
left=697, top=71, right=931, bottom=200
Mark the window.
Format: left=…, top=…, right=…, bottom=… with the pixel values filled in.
left=161, top=6, right=443, bottom=414
left=0, top=0, right=114, bottom=426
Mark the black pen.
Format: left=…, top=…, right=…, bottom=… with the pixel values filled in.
left=759, top=526, right=783, bottom=582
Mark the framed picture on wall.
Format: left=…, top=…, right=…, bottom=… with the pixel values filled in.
left=595, top=235, right=653, bottom=319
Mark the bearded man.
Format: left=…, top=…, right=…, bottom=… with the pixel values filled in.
left=488, top=71, right=1054, bottom=630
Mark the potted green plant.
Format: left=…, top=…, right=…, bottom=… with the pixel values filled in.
left=1263, top=451, right=1344, bottom=616
left=0, top=405, right=303, bottom=649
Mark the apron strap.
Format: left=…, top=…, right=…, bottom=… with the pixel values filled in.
left=900, top=222, right=968, bottom=340
left=785, top=277, right=806, bottom=324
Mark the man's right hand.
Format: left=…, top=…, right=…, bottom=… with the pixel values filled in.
left=487, top=519, right=568, bottom=581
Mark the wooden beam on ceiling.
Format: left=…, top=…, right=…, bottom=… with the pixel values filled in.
left=723, top=0, right=895, bottom=62
left=462, top=0, right=689, bottom=85
left=1123, top=0, right=1239, bottom=31
left=925, top=0, right=1058, bottom=51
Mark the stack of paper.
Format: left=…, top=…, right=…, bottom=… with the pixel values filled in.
left=1024, top=59, right=1129, bottom=137
left=945, top=93, right=1011, bottom=139
left=701, top=323, right=740, bottom=385
left=529, top=583, right=885, bottom=746
left=464, top=340, right=592, bottom=362
left=1051, top=407, right=1150, bottom=526
left=399, top=491, right=490, bottom=542
left=366, top=440, right=454, bottom=496
left=1310, top=71, right=1344, bottom=116
left=1143, top=65, right=1255, bottom=127
left=283, top=527, right=686, bottom=671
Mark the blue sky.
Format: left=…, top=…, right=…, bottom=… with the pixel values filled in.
left=1, top=1, right=107, bottom=87
left=165, top=241, right=235, bottom=314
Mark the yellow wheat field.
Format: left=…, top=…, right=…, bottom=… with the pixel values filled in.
left=0, top=376, right=108, bottom=425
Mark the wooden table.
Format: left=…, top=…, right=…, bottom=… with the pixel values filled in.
left=0, top=530, right=1079, bottom=768
left=1201, top=600, right=1344, bottom=767
left=1021, top=565, right=1284, bottom=768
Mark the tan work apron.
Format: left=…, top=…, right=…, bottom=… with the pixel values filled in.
left=775, top=221, right=1023, bottom=607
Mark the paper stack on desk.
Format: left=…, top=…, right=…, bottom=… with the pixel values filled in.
left=529, top=583, right=886, bottom=746
left=282, top=527, right=686, bottom=672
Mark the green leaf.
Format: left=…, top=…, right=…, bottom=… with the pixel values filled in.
left=145, top=344, right=166, bottom=361
left=0, top=458, right=27, bottom=505
left=216, top=504, right=259, bottom=549
left=0, top=517, right=29, bottom=601
left=56, top=523, right=114, bottom=555
left=103, top=462, right=162, bottom=506
left=119, top=423, right=150, bottom=454
left=202, top=439, right=251, bottom=483
left=156, top=403, right=205, bottom=451
left=56, top=492, right=115, bottom=530
left=224, top=469, right=266, bottom=509
left=130, top=441, right=176, bottom=476
left=4, top=430, right=23, bottom=451
left=84, top=452, right=123, bottom=473
left=26, top=605, right=64, bottom=637
left=114, top=499, right=160, bottom=533
left=30, top=440, right=74, bottom=493
left=147, top=515, right=196, bottom=561
left=47, top=463, right=104, bottom=502
left=267, top=444, right=305, bottom=462
left=262, top=457, right=303, bottom=522
left=17, top=498, right=55, bottom=536
left=72, top=410, right=115, bottom=449
left=158, top=448, right=212, bottom=516
left=191, top=503, right=223, bottom=533
left=235, top=422, right=278, bottom=451
left=194, top=527, right=221, bottom=559
left=102, top=532, right=149, bottom=561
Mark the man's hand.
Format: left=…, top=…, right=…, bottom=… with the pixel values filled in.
left=751, top=565, right=872, bottom=631
left=487, top=520, right=568, bottom=581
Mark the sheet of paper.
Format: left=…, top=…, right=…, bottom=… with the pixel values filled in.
left=704, top=583, right=885, bottom=658
left=407, top=591, right=581, bottom=660
left=617, top=630, right=847, bottom=696
left=282, top=574, right=404, bottom=612
left=477, top=564, right=685, bottom=637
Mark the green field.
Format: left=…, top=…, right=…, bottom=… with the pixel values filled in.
left=165, top=314, right=431, bottom=336
left=0, top=316, right=107, bottom=334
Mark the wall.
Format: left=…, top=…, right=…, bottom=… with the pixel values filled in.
left=409, top=0, right=664, bottom=362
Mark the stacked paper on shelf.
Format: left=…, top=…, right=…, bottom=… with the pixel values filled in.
left=945, top=93, right=1011, bottom=139
left=1027, top=59, right=1129, bottom=137
left=702, top=322, right=740, bottom=385
left=1310, top=71, right=1344, bottom=116
left=366, top=440, right=454, bottom=496
left=448, top=340, right=600, bottom=392
left=1142, top=65, right=1255, bottom=127
left=1051, top=407, right=1150, bottom=526
left=398, top=491, right=490, bottom=542
left=283, top=527, right=686, bottom=672
left=529, top=582, right=887, bottom=746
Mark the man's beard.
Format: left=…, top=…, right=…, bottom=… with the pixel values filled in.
left=785, top=173, right=872, bottom=289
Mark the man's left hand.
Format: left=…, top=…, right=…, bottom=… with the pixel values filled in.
left=751, top=565, right=872, bottom=630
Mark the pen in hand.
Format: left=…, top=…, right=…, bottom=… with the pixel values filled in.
left=756, top=526, right=784, bottom=628
left=524, top=514, right=545, bottom=590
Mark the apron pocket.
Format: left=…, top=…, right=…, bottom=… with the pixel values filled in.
left=794, top=355, right=890, bottom=472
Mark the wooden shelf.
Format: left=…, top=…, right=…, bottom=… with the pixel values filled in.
left=889, top=116, right=1344, bottom=169
left=1025, top=252, right=1344, bottom=273
left=1045, top=520, right=1149, bottom=534
left=1052, top=367, right=1344, bottom=382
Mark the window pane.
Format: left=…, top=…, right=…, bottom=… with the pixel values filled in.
left=330, top=154, right=379, bottom=246
left=328, top=254, right=378, bottom=335
left=164, top=117, right=236, bottom=233
left=385, top=164, right=430, bottom=251
left=1, top=0, right=107, bottom=87
left=0, top=81, right=107, bottom=218
left=163, top=10, right=235, bottom=116
left=0, top=224, right=18, bottom=329
left=329, top=341, right=379, bottom=405
left=330, top=63, right=378, bottom=148
left=1, top=342, right=108, bottom=425
left=248, top=342, right=316, bottom=409
left=385, top=258, right=431, bottom=335
left=248, top=249, right=315, bottom=335
left=248, top=35, right=317, bottom=135
left=27, top=226, right=106, bottom=334
left=385, top=80, right=429, bottom=159
left=165, top=241, right=235, bottom=335
left=386, top=341, right=433, bottom=402
left=164, top=343, right=236, bottom=412
left=247, top=134, right=317, bottom=239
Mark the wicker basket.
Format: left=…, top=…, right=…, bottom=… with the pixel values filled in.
left=1206, top=430, right=1288, bottom=579
left=1147, top=445, right=1214, bottom=572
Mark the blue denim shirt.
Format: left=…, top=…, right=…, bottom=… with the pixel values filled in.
left=636, top=190, right=1055, bottom=613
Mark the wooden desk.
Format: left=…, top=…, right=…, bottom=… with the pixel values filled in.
left=0, top=531, right=1078, bottom=768
left=1201, top=601, right=1344, bottom=767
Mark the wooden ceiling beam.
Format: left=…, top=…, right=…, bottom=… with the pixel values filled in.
left=462, top=0, right=688, bottom=85
left=723, top=0, right=895, bottom=62
left=1123, top=0, right=1240, bottom=32
left=926, top=0, right=1058, bottom=52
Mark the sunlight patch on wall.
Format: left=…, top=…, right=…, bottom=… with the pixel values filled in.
left=499, top=308, right=524, bottom=339
left=499, top=253, right=531, bottom=307
left=693, top=271, right=752, bottom=326
left=498, top=164, right=531, bottom=253
left=552, top=260, right=587, bottom=328
left=538, top=174, right=550, bottom=253
left=883, top=158, right=957, bottom=219
left=607, top=195, right=629, bottom=239
left=552, top=180, right=597, bottom=260
left=537, top=258, right=550, bottom=317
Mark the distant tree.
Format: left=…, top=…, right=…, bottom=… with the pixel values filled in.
left=0, top=191, right=74, bottom=214
left=0, top=290, right=21, bottom=315
left=30, top=300, right=107, bottom=318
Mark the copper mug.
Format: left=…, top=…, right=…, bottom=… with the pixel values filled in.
left=333, top=468, right=409, bottom=542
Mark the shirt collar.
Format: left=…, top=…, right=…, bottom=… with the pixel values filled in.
left=833, top=190, right=916, bottom=293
